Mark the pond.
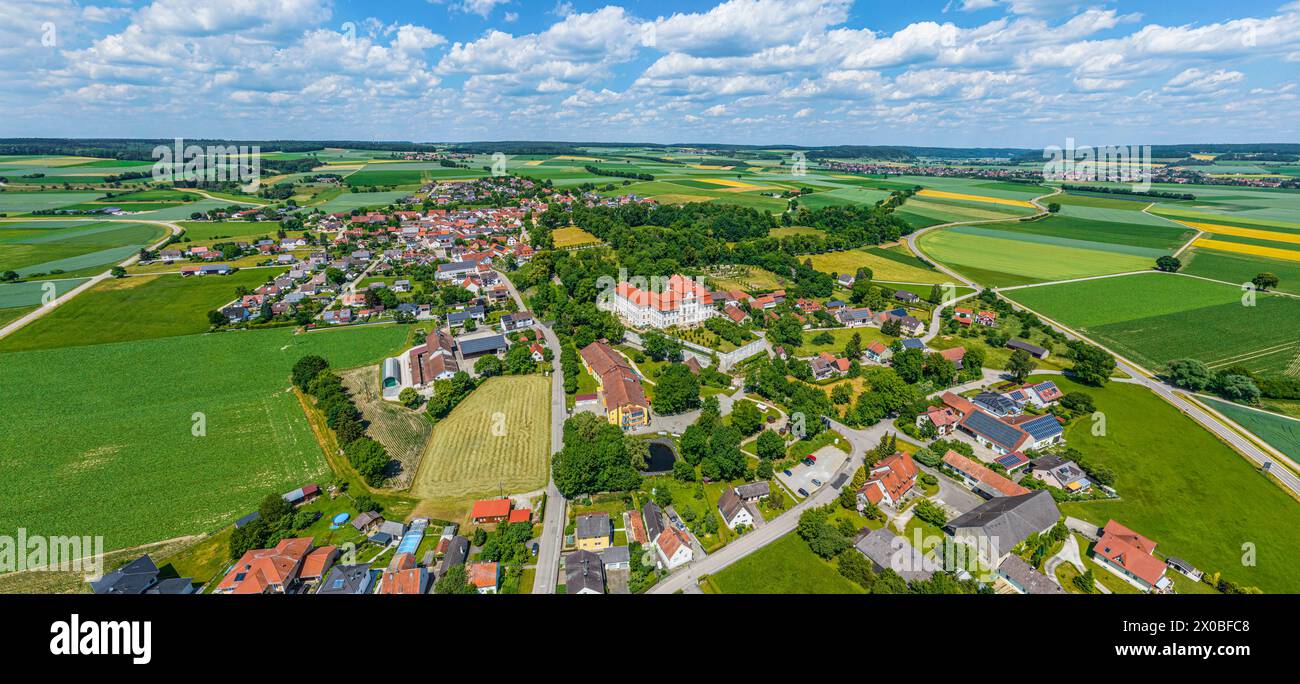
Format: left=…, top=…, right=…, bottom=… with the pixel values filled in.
left=644, top=440, right=677, bottom=473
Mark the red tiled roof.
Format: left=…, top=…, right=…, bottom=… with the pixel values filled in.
left=217, top=536, right=314, bottom=594
left=614, top=275, right=712, bottom=312
left=467, top=562, right=499, bottom=589
left=470, top=498, right=512, bottom=520
left=508, top=508, right=532, bottom=524
left=1095, top=520, right=1167, bottom=586
left=299, top=545, right=337, bottom=579
left=656, top=528, right=688, bottom=558
left=941, top=391, right=975, bottom=416
left=941, top=450, right=1029, bottom=497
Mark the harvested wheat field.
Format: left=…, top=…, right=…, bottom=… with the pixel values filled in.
left=409, top=375, right=551, bottom=520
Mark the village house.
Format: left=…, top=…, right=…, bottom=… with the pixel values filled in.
left=579, top=341, right=650, bottom=431
left=575, top=513, right=613, bottom=552
left=946, top=490, right=1060, bottom=568
left=377, top=553, right=430, bottom=595
left=467, top=562, right=500, bottom=594
left=469, top=498, right=512, bottom=524
left=654, top=527, right=694, bottom=570
left=857, top=451, right=919, bottom=508
left=1030, top=455, right=1092, bottom=493
left=941, top=450, right=1030, bottom=498
left=716, top=489, right=755, bottom=530
left=564, top=550, right=605, bottom=594
left=1091, top=520, right=1171, bottom=592
left=214, top=537, right=315, bottom=594
left=958, top=408, right=1032, bottom=456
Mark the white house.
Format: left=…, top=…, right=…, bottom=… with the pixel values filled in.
left=655, top=528, right=694, bottom=570
left=716, top=489, right=755, bottom=530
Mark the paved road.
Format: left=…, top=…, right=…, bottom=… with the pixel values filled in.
left=493, top=270, right=567, bottom=594
left=0, top=218, right=184, bottom=341
left=903, top=189, right=1300, bottom=496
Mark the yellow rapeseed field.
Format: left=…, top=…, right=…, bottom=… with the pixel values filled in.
left=1193, top=238, right=1300, bottom=262
left=698, top=178, right=764, bottom=190
left=916, top=188, right=1037, bottom=208
left=1183, top=221, right=1300, bottom=245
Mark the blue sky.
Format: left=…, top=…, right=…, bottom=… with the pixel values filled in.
left=2, top=0, right=1298, bottom=147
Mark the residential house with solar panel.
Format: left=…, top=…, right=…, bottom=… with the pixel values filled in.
left=1006, top=414, right=1066, bottom=450
left=957, top=409, right=1031, bottom=456
left=972, top=391, right=1021, bottom=418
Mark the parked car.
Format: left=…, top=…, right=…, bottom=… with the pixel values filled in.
left=530, top=543, right=538, bottom=557
left=797, top=488, right=810, bottom=497
left=811, top=478, right=823, bottom=487
left=782, top=469, right=793, bottom=477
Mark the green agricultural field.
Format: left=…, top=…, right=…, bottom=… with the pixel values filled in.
left=315, top=190, right=413, bottom=213
left=0, top=191, right=107, bottom=213
left=0, top=324, right=412, bottom=552
left=1202, top=398, right=1300, bottom=463
left=0, top=268, right=275, bottom=352
left=980, top=214, right=1192, bottom=252
left=177, top=221, right=285, bottom=242
left=0, top=278, right=91, bottom=308
left=344, top=168, right=427, bottom=187
left=918, top=219, right=1161, bottom=287
left=0, top=220, right=169, bottom=278
left=0, top=305, right=35, bottom=328
left=1045, top=375, right=1300, bottom=593
left=409, top=375, right=551, bottom=522
left=709, top=532, right=865, bottom=594
left=1182, top=248, right=1300, bottom=294
left=1006, top=272, right=1300, bottom=377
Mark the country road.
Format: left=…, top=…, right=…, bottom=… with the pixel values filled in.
left=0, top=217, right=184, bottom=341
left=493, top=270, right=567, bottom=594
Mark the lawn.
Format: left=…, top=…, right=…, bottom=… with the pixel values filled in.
left=709, top=532, right=864, bottom=594
left=1042, top=375, right=1300, bottom=593
left=790, top=326, right=895, bottom=357
left=409, top=375, right=551, bottom=521
left=0, top=324, right=412, bottom=552
left=1006, top=272, right=1300, bottom=377
left=0, top=269, right=274, bottom=352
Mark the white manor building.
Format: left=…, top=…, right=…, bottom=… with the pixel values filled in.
left=602, top=274, right=716, bottom=329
